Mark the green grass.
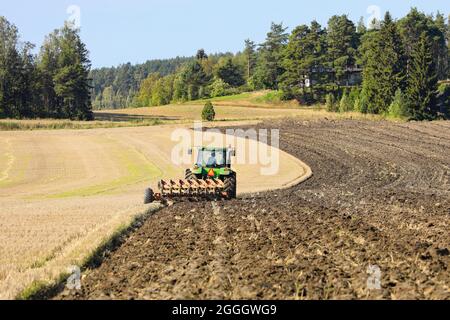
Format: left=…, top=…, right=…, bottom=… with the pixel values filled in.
left=251, top=91, right=283, bottom=104
left=17, top=280, right=52, bottom=300
left=0, top=118, right=163, bottom=131
left=47, top=145, right=162, bottom=199
left=189, top=92, right=253, bottom=104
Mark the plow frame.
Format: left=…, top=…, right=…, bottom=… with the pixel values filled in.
left=145, top=178, right=229, bottom=204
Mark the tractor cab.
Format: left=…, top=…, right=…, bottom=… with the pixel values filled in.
left=195, top=147, right=231, bottom=169
left=188, top=147, right=236, bottom=181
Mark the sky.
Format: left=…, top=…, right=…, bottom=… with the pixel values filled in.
left=1, top=0, right=448, bottom=68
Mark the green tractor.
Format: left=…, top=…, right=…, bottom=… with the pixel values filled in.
left=186, top=147, right=237, bottom=198
left=144, top=147, right=237, bottom=204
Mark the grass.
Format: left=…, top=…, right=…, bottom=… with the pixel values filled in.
left=194, top=92, right=253, bottom=103
left=47, top=144, right=162, bottom=199
left=0, top=129, right=175, bottom=299
left=251, top=91, right=283, bottom=104
left=1, top=90, right=402, bottom=132
left=0, top=118, right=163, bottom=131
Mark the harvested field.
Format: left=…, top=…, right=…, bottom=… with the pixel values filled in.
left=0, top=123, right=306, bottom=299
left=61, top=119, right=450, bottom=300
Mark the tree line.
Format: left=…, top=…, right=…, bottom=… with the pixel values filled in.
left=113, top=8, right=449, bottom=120
left=90, top=56, right=194, bottom=109
left=2, top=8, right=449, bottom=121
left=0, top=17, right=93, bottom=120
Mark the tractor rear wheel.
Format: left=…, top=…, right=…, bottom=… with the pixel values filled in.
left=224, top=173, right=237, bottom=199
left=144, top=188, right=154, bottom=204
left=185, top=169, right=195, bottom=180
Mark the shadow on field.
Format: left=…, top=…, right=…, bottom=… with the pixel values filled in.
left=93, top=112, right=180, bottom=122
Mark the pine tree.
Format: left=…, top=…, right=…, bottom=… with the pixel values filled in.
left=253, top=22, right=288, bottom=89
left=243, top=39, right=257, bottom=79
left=326, top=15, right=358, bottom=87
left=281, top=21, right=326, bottom=103
left=405, top=32, right=438, bottom=120
left=281, top=24, right=312, bottom=98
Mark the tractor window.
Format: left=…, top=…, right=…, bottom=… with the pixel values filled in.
left=197, top=150, right=226, bottom=168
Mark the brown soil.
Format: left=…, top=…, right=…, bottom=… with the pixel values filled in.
left=58, top=119, right=450, bottom=300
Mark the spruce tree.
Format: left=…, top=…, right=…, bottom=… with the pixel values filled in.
left=405, top=32, right=438, bottom=120
left=361, top=12, right=405, bottom=114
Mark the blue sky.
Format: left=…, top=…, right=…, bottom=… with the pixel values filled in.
left=1, top=0, right=448, bottom=68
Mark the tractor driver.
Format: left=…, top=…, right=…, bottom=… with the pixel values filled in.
left=207, top=151, right=217, bottom=167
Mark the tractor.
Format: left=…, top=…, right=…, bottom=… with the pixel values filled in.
left=144, top=147, right=237, bottom=204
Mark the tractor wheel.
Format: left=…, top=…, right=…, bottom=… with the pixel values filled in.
left=144, top=188, right=154, bottom=204
left=185, top=169, right=195, bottom=180
left=224, top=173, right=237, bottom=199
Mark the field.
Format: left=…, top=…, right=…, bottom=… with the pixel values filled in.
left=57, top=119, right=450, bottom=300
left=94, top=91, right=383, bottom=123
left=0, top=123, right=308, bottom=299
left=1, top=93, right=449, bottom=300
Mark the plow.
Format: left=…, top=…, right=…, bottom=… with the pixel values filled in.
left=144, top=147, right=237, bottom=204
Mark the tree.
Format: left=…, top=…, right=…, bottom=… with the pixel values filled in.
left=215, top=57, right=245, bottom=87
left=37, top=23, right=93, bottom=120
left=183, top=60, right=211, bottom=100
left=388, top=89, right=409, bottom=118
left=253, top=22, right=289, bottom=89
left=398, top=8, right=447, bottom=80
left=360, top=12, right=406, bottom=114
left=202, top=101, right=215, bottom=121
left=447, top=14, right=450, bottom=78
left=0, top=17, right=37, bottom=118
left=433, top=12, right=449, bottom=80
left=339, top=89, right=353, bottom=112
left=325, top=93, right=337, bottom=112
left=151, top=74, right=174, bottom=106
left=357, top=17, right=367, bottom=35
left=172, top=59, right=211, bottom=102
left=281, top=21, right=326, bottom=102
left=210, top=77, right=230, bottom=97
left=138, top=73, right=160, bottom=106
left=196, top=49, right=208, bottom=61
left=243, top=39, right=257, bottom=79
left=405, top=32, right=438, bottom=120
left=326, top=15, right=358, bottom=87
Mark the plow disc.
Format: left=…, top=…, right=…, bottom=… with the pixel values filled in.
left=144, top=179, right=229, bottom=204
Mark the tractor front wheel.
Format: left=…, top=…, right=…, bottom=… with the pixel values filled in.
left=224, top=173, right=237, bottom=199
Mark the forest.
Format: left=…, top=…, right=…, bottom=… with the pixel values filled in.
left=92, top=8, right=450, bottom=120
left=1, top=8, right=450, bottom=120
left=0, top=18, right=92, bottom=120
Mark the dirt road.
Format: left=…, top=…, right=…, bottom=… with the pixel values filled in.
left=0, top=123, right=307, bottom=299
left=61, top=119, right=450, bottom=300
